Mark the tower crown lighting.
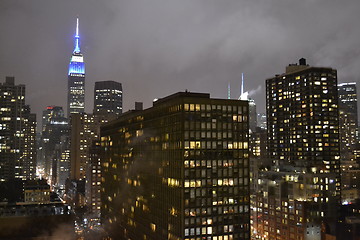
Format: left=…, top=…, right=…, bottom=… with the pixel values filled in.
left=67, top=17, right=85, bottom=116
left=68, top=17, right=85, bottom=75
left=74, top=17, right=80, bottom=53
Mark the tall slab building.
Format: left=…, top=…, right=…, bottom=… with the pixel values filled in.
left=0, top=77, right=36, bottom=180
left=101, top=92, right=250, bottom=240
left=252, top=59, right=341, bottom=239
left=67, top=17, right=85, bottom=117
left=266, top=59, right=340, bottom=177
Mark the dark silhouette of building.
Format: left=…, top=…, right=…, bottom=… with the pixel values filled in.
left=93, top=80, right=123, bottom=115
left=101, top=92, right=250, bottom=240
left=135, top=101, right=143, bottom=111
left=0, top=179, right=74, bottom=239
left=336, top=200, right=360, bottom=240
left=248, top=99, right=257, bottom=133
left=338, top=82, right=358, bottom=147
left=338, top=83, right=360, bottom=202
left=86, top=140, right=102, bottom=219
left=68, top=17, right=85, bottom=117
left=40, top=106, right=68, bottom=183
left=0, top=76, right=36, bottom=181
left=256, top=113, right=267, bottom=130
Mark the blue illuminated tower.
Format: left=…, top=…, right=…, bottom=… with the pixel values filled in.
left=67, top=17, right=85, bottom=117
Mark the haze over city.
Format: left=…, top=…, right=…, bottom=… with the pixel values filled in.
left=1, top=0, right=359, bottom=120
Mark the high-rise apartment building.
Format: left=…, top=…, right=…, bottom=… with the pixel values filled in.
left=266, top=58, right=340, bottom=174
left=101, top=92, right=250, bottom=240
left=0, top=76, right=36, bottom=180
left=252, top=59, right=341, bottom=239
left=68, top=17, right=85, bottom=117
left=94, top=81, right=123, bottom=115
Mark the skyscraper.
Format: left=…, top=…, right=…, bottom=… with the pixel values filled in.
left=68, top=17, right=85, bottom=117
left=68, top=113, right=117, bottom=216
left=256, top=113, right=267, bottom=130
left=40, top=106, right=68, bottom=180
left=248, top=99, right=257, bottom=133
left=338, top=82, right=360, bottom=202
left=0, top=77, right=36, bottom=180
left=238, top=73, right=257, bottom=134
left=101, top=92, right=250, bottom=240
left=70, top=113, right=99, bottom=180
left=252, top=59, right=341, bottom=239
left=266, top=59, right=340, bottom=176
left=93, top=80, right=123, bottom=115
left=338, top=82, right=358, bottom=158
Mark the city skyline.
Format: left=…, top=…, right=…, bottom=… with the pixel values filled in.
left=1, top=1, right=360, bottom=239
left=0, top=0, right=359, bottom=124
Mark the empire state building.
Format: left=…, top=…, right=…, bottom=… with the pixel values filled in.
left=67, top=17, right=85, bottom=117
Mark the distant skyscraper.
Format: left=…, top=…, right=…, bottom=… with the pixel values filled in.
left=0, top=77, right=36, bottom=180
left=338, top=82, right=360, bottom=201
left=68, top=17, right=85, bottom=117
left=54, top=135, right=70, bottom=190
left=86, top=140, right=102, bottom=218
left=252, top=59, right=341, bottom=238
left=40, top=106, right=68, bottom=181
left=101, top=92, right=250, bottom=240
left=70, top=113, right=109, bottom=180
left=68, top=113, right=113, bottom=213
left=256, top=113, right=267, bottom=130
left=338, top=82, right=358, bottom=157
left=238, top=73, right=257, bottom=133
left=42, top=106, right=66, bottom=131
left=93, top=81, right=123, bottom=115
left=248, top=99, right=257, bottom=133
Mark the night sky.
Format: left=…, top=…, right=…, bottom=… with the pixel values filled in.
left=1, top=0, right=359, bottom=124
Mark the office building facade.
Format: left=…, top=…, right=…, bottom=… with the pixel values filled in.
left=101, top=92, right=250, bottom=240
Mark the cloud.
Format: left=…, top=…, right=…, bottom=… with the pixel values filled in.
left=247, top=85, right=262, bottom=98
left=0, top=0, right=359, bottom=120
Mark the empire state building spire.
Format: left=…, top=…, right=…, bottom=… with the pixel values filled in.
left=74, top=17, right=81, bottom=53
left=67, top=17, right=85, bottom=117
